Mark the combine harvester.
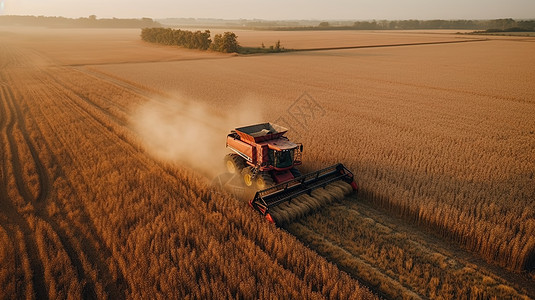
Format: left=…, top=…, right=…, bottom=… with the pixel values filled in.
left=225, top=123, right=358, bottom=225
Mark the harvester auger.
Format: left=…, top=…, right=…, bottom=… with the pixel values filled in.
left=225, top=123, right=358, bottom=225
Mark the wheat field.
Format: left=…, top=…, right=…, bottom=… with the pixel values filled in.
left=1, top=26, right=534, bottom=299
left=0, top=28, right=375, bottom=299
left=206, top=29, right=481, bottom=49
left=95, top=31, right=535, bottom=297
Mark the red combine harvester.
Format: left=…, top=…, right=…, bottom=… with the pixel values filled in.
left=225, top=123, right=358, bottom=224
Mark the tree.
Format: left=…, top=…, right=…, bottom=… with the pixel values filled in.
left=199, top=30, right=211, bottom=50
left=211, top=32, right=239, bottom=53
left=319, top=21, right=330, bottom=27
left=274, top=40, right=281, bottom=51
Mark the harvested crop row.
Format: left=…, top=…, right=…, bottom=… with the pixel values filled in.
left=269, top=181, right=354, bottom=225
left=289, top=198, right=533, bottom=299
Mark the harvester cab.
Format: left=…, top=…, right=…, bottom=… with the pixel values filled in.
left=224, top=122, right=357, bottom=225
left=225, top=123, right=303, bottom=188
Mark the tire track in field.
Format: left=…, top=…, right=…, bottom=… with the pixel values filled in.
left=0, top=79, right=25, bottom=297
left=31, top=107, right=128, bottom=300
left=3, top=85, right=49, bottom=205
left=2, top=86, right=37, bottom=204
left=40, top=66, right=155, bottom=176
left=0, top=82, right=48, bottom=299
left=18, top=72, right=129, bottom=299
left=26, top=72, right=129, bottom=299
left=4, top=72, right=108, bottom=299
left=8, top=85, right=99, bottom=298
left=44, top=68, right=145, bottom=154
left=0, top=188, right=35, bottom=298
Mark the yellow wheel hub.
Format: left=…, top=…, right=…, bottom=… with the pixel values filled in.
left=243, top=174, right=253, bottom=186
left=256, top=177, right=266, bottom=189
left=226, top=160, right=236, bottom=173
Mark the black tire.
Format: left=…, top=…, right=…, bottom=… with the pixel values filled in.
left=224, top=153, right=246, bottom=174
left=290, top=167, right=302, bottom=179
left=256, top=172, right=274, bottom=190
left=241, top=166, right=254, bottom=187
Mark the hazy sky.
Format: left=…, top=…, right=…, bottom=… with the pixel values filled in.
left=1, top=0, right=534, bottom=20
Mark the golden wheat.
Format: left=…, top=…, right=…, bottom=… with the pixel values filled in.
left=289, top=199, right=532, bottom=298
left=2, top=26, right=534, bottom=299
left=0, top=30, right=375, bottom=299
left=98, top=37, right=535, bottom=274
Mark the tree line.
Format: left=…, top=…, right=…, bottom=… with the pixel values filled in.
left=279, top=18, right=535, bottom=31
left=141, top=28, right=240, bottom=53
left=0, top=15, right=160, bottom=28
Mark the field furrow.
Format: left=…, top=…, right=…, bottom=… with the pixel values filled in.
left=0, top=180, right=47, bottom=298
left=0, top=82, right=50, bottom=299
left=0, top=77, right=25, bottom=297
left=2, top=85, right=34, bottom=204
left=1, top=63, right=133, bottom=298
left=0, top=159, right=26, bottom=297
left=4, top=75, right=100, bottom=298
left=5, top=82, right=49, bottom=205
left=18, top=72, right=131, bottom=299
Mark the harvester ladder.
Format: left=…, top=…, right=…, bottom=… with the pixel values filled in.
left=251, top=166, right=260, bottom=179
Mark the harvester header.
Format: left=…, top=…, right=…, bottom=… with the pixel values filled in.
left=224, top=122, right=358, bottom=225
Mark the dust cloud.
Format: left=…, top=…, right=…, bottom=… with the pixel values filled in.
left=131, top=95, right=263, bottom=178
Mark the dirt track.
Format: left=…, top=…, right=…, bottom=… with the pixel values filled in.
left=283, top=37, right=488, bottom=52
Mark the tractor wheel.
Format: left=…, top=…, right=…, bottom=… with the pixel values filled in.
left=290, top=167, right=302, bottom=178
left=256, top=173, right=274, bottom=190
left=241, top=167, right=254, bottom=187
left=225, top=153, right=246, bottom=174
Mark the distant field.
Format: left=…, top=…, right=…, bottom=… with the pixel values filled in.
left=0, top=27, right=230, bottom=65
left=0, top=27, right=534, bottom=299
left=469, top=31, right=535, bottom=37
left=0, top=27, right=488, bottom=63
left=96, top=38, right=534, bottom=104
left=207, top=29, right=479, bottom=49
